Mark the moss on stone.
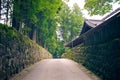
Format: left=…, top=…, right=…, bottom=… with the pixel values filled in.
left=0, top=24, right=52, bottom=80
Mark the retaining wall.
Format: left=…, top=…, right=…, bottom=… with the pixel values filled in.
left=0, top=24, right=52, bottom=80
left=63, top=14, right=120, bottom=80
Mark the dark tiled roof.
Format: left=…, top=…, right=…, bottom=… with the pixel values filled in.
left=65, top=7, right=120, bottom=48
left=80, top=19, right=103, bottom=35
left=85, top=19, right=103, bottom=27
left=80, top=8, right=120, bottom=35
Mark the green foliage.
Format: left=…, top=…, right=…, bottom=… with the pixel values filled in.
left=22, top=26, right=32, bottom=36
left=12, top=0, right=64, bottom=57
left=63, top=15, right=120, bottom=79
left=84, top=0, right=119, bottom=15
left=40, top=2, right=84, bottom=57
left=62, top=49, right=73, bottom=59
left=0, top=24, right=52, bottom=80
left=53, top=41, right=65, bottom=58
left=34, top=0, right=63, bottom=57
left=57, top=2, right=84, bottom=42
left=11, top=0, right=83, bottom=58
left=64, top=38, right=120, bottom=80
left=0, top=24, right=17, bottom=38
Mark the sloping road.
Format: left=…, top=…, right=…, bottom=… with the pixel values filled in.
left=23, top=59, right=99, bottom=80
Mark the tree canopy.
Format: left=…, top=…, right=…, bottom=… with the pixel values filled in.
left=84, top=0, right=120, bottom=15
left=57, top=2, right=84, bottom=42
left=3, top=0, right=118, bottom=58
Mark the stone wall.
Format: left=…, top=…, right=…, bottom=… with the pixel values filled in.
left=0, top=24, right=52, bottom=80
left=62, top=14, right=120, bottom=80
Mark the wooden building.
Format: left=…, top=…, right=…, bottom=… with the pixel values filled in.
left=65, top=8, right=120, bottom=48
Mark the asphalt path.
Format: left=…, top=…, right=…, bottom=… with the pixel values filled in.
left=23, top=59, right=98, bottom=80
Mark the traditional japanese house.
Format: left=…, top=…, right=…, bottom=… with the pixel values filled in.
left=65, top=8, right=120, bottom=48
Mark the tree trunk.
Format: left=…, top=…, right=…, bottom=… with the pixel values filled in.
left=12, top=17, right=19, bottom=30
left=12, top=5, right=21, bottom=30
left=12, top=1, right=21, bottom=31
left=0, top=0, right=1, bottom=19
left=30, top=24, right=37, bottom=42
left=6, top=0, right=9, bottom=24
left=18, top=20, right=23, bottom=32
left=12, top=15, right=22, bottom=32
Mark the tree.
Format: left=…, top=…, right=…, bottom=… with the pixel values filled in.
left=54, top=41, right=65, bottom=58
left=0, top=0, right=2, bottom=19
left=12, top=0, right=39, bottom=35
left=0, top=0, right=12, bottom=24
left=36, top=16, right=58, bottom=55
left=84, top=0, right=120, bottom=15
left=12, top=0, right=62, bottom=43
left=57, top=2, right=83, bottom=42
left=3, top=0, right=69, bottom=57
left=35, top=0, right=62, bottom=45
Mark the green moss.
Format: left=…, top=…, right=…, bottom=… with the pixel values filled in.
left=63, top=38, right=120, bottom=80
left=0, top=24, right=52, bottom=80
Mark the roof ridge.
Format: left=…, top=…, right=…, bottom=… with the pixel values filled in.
left=102, top=7, right=120, bottom=20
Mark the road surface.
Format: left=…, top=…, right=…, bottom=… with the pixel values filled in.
left=23, top=59, right=98, bottom=80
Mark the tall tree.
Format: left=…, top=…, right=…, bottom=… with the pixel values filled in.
left=36, top=0, right=62, bottom=45
left=12, top=0, right=62, bottom=43
left=0, top=0, right=1, bottom=19
left=57, top=2, right=83, bottom=42
left=12, top=0, right=23, bottom=31
left=0, top=0, right=12, bottom=24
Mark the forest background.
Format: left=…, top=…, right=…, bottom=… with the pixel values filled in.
left=0, top=0, right=119, bottom=58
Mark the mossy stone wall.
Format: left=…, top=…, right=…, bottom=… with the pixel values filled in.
left=0, top=24, right=52, bottom=80
left=63, top=15, right=120, bottom=80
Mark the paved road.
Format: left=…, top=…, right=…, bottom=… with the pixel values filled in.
left=23, top=59, right=96, bottom=80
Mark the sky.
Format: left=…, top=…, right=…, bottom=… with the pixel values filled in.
left=1, top=0, right=120, bottom=24
left=65, top=0, right=120, bottom=19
